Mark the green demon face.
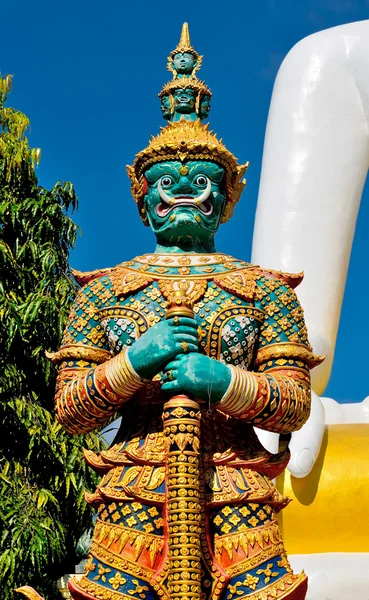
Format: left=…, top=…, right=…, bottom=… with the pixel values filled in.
left=172, top=52, right=197, bottom=74
left=173, top=88, right=196, bottom=114
left=144, top=161, right=226, bottom=248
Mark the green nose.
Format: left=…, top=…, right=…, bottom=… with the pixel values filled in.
left=171, top=177, right=197, bottom=195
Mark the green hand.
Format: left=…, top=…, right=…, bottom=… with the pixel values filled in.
left=161, top=353, right=232, bottom=405
left=127, top=317, right=198, bottom=380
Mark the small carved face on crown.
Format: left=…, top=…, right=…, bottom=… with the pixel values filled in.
left=172, top=52, right=197, bottom=75
left=160, top=94, right=172, bottom=119
left=173, top=88, right=196, bottom=113
left=143, top=160, right=226, bottom=246
left=200, top=94, right=211, bottom=119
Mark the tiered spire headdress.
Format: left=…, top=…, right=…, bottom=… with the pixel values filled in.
left=167, top=22, right=203, bottom=77
left=127, top=23, right=249, bottom=224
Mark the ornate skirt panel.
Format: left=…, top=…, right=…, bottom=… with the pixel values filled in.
left=86, top=463, right=289, bottom=511
left=68, top=500, right=307, bottom=600
left=91, top=394, right=290, bottom=482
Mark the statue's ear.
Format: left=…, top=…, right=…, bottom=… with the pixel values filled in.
left=142, top=177, right=148, bottom=196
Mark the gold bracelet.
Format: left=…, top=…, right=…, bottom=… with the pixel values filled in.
left=115, top=351, right=142, bottom=394
left=219, top=366, right=258, bottom=417
left=105, top=347, right=144, bottom=399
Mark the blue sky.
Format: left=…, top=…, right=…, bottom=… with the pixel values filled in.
left=1, top=0, right=369, bottom=403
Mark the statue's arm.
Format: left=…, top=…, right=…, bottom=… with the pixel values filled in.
left=218, top=277, right=321, bottom=434
left=51, top=284, right=144, bottom=435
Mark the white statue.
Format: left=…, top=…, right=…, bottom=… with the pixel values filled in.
left=252, top=19, right=369, bottom=479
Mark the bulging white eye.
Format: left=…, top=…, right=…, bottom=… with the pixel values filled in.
left=161, top=176, right=173, bottom=187
left=195, top=175, right=208, bottom=186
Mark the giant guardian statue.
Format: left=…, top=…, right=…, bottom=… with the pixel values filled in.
left=49, top=24, right=320, bottom=600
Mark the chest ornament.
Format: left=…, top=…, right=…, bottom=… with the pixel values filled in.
left=158, top=277, right=208, bottom=307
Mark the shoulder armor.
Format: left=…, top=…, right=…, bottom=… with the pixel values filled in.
left=72, top=264, right=154, bottom=297
left=214, top=269, right=257, bottom=301
left=249, top=266, right=304, bottom=289
left=72, top=267, right=115, bottom=287
left=110, top=266, right=154, bottom=297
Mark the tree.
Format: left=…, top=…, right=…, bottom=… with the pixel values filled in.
left=0, top=74, right=103, bottom=599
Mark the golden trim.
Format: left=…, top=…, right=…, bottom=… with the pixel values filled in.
left=78, top=545, right=171, bottom=600
left=91, top=539, right=152, bottom=577
left=159, top=76, right=211, bottom=98
left=115, top=265, right=255, bottom=280
left=110, top=268, right=154, bottom=298
left=95, top=518, right=163, bottom=541
left=46, top=344, right=111, bottom=365
left=72, top=266, right=114, bottom=287
left=228, top=570, right=306, bottom=600
left=255, top=343, right=324, bottom=369
left=98, top=464, right=166, bottom=504
left=74, top=577, right=143, bottom=600
left=94, top=519, right=164, bottom=568
left=214, top=521, right=281, bottom=558
left=222, top=542, right=285, bottom=578
left=97, top=306, right=148, bottom=316
left=131, top=252, right=243, bottom=263
left=259, top=364, right=310, bottom=376
left=97, top=307, right=150, bottom=337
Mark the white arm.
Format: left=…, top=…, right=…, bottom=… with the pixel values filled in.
left=251, top=21, right=369, bottom=475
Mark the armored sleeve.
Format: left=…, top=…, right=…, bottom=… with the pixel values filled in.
left=219, top=275, right=323, bottom=434
left=50, top=279, right=144, bottom=435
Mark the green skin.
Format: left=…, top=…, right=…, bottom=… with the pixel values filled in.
left=127, top=160, right=232, bottom=404
left=172, top=88, right=197, bottom=121
left=160, top=95, right=172, bottom=120
left=160, top=91, right=211, bottom=123
left=171, top=52, right=197, bottom=76
left=199, top=94, right=211, bottom=120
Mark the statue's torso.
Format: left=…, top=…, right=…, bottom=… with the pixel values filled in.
left=71, top=253, right=306, bottom=510
left=61, top=252, right=310, bottom=600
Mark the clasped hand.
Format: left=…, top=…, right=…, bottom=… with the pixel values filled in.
left=127, top=317, right=231, bottom=405
left=127, top=317, right=199, bottom=379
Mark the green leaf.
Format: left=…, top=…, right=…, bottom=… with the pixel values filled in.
left=0, top=75, right=101, bottom=599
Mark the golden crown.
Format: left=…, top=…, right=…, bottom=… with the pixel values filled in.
left=158, top=77, right=211, bottom=99
left=126, top=120, right=249, bottom=225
